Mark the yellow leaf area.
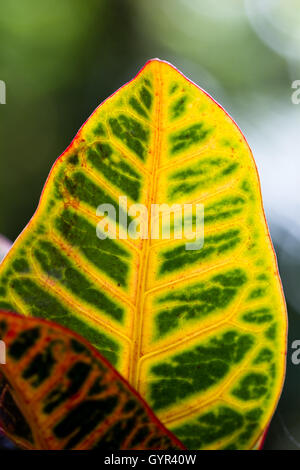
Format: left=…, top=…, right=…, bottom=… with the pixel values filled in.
left=0, top=59, right=287, bottom=449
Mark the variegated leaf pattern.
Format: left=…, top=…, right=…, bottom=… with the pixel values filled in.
left=0, top=60, right=287, bottom=449
left=0, top=311, right=184, bottom=450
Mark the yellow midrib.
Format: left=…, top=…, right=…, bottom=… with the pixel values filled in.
left=129, top=62, right=163, bottom=388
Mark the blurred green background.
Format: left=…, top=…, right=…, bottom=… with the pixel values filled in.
left=1, top=0, right=300, bottom=449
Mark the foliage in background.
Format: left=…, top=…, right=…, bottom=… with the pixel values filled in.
left=0, top=235, right=11, bottom=263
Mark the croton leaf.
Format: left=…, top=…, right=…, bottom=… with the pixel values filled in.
left=0, top=59, right=287, bottom=449
left=0, top=310, right=184, bottom=450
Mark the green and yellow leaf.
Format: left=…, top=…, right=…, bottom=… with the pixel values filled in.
left=0, top=310, right=184, bottom=450
left=0, top=59, right=287, bottom=449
